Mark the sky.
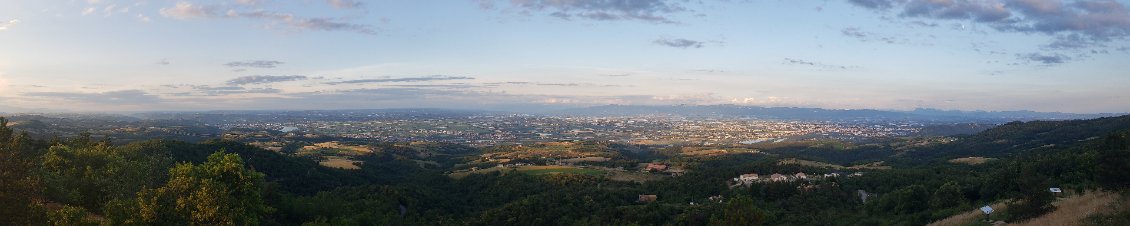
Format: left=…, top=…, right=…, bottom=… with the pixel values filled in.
left=1, top=0, right=1128, bottom=113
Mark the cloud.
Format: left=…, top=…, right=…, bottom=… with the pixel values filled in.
left=654, top=38, right=704, bottom=48
left=158, top=2, right=376, bottom=34
left=226, top=75, right=308, bottom=85
left=236, top=0, right=263, bottom=5
left=183, top=85, right=282, bottom=96
left=901, top=0, right=1011, bottom=22
left=326, top=0, right=363, bottom=9
left=849, top=0, right=902, bottom=10
left=480, top=0, right=690, bottom=23
left=326, top=75, right=474, bottom=85
left=1018, top=52, right=1070, bottom=65
left=783, top=58, right=860, bottom=70
left=157, top=58, right=171, bottom=65
left=848, top=0, right=1130, bottom=50
left=233, top=11, right=377, bottom=34
left=159, top=2, right=214, bottom=19
left=841, top=27, right=869, bottom=38
left=137, top=13, right=152, bottom=22
left=23, top=90, right=162, bottom=105
left=224, top=60, right=284, bottom=68
left=839, top=27, right=918, bottom=44
left=0, top=19, right=20, bottom=31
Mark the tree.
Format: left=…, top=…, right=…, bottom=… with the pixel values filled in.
left=710, top=195, right=768, bottom=226
left=873, top=184, right=930, bottom=214
left=0, top=117, right=46, bottom=225
left=129, top=151, right=273, bottom=225
left=1096, top=132, right=1130, bottom=191
left=930, top=181, right=965, bottom=210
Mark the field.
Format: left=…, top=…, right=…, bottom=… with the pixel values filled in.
left=319, top=156, right=361, bottom=170
left=777, top=158, right=891, bottom=170
left=449, top=165, right=607, bottom=178
left=521, top=167, right=605, bottom=176
left=948, top=157, right=996, bottom=165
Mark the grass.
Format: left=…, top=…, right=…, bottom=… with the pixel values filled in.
left=926, top=203, right=1007, bottom=226
left=1008, top=191, right=1118, bottom=226
left=521, top=167, right=605, bottom=176
left=318, top=156, right=361, bottom=170
left=929, top=191, right=1120, bottom=226
left=948, top=157, right=996, bottom=165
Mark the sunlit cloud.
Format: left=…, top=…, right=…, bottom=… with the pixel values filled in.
left=226, top=75, right=308, bottom=85
left=0, top=19, right=20, bottom=31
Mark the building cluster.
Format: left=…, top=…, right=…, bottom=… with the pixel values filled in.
left=731, top=171, right=864, bottom=187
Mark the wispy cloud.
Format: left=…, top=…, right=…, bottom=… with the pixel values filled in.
left=158, top=2, right=376, bottom=34
left=839, top=27, right=920, bottom=45
left=23, top=90, right=162, bottom=105
left=654, top=37, right=704, bottom=48
left=226, top=75, right=308, bottom=85
left=0, top=19, right=20, bottom=31
left=783, top=58, right=860, bottom=70
left=326, top=0, right=363, bottom=9
left=1018, top=52, right=1070, bottom=65
left=159, top=2, right=213, bottom=19
left=326, top=75, right=474, bottom=85
left=479, top=0, right=691, bottom=23
left=224, top=60, right=284, bottom=68
left=184, top=85, right=282, bottom=96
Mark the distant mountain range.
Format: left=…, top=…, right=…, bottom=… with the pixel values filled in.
left=549, top=105, right=1122, bottom=122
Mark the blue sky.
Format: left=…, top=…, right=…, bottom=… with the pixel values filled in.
left=1, top=0, right=1128, bottom=113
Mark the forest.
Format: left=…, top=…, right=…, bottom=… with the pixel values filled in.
left=2, top=116, right=1130, bottom=226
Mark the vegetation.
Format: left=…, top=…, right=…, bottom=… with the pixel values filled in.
left=1, top=115, right=1130, bottom=225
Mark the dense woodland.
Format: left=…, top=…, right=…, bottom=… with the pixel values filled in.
left=2, top=116, right=1130, bottom=225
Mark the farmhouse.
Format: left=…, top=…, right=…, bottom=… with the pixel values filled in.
left=638, top=195, right=658, bottom=203
left=645, top=163, right=668, bottom=172
left=739, top=173, right=759, bottom=183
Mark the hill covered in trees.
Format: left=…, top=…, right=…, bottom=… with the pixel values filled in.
left=2, top=115, right=1129, bottom=225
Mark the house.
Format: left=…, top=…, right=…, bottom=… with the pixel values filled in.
left=645, top=163, right=668, bottom=172
left=823, top=172, right=842, bottom=178
left=795, top=172, right=808, bottom=180
left=638, top=195, right=658, bottom=203
left=667, top=168, right=686, bottom=176
left=1049, top=187, right=1063, bottom=196
left=770, top=173, right=786, bottom=182
left=739, top=173, right=759, bottom=184
left=708, top=195, right=724, bottom=203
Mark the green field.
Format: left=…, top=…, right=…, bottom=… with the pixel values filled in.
left=449, top=165, right=607, bottom=178
left=521, top=167, right=605, bottom=176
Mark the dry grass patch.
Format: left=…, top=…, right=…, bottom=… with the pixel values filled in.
left=1008, top=191, right=1118, bottom=226
left=319, top=156, right=361, bottom=170
left=949, top=157, right=996, bottom=165
left=927, top=203, right=1007, bottom=226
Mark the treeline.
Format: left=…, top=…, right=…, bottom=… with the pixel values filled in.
left=2, top=116, right=1130, bottom=225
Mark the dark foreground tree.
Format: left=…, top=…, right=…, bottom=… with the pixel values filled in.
left=112, top=151, right=272, bottom=225
left=0, top=117, right=46, bottom=225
